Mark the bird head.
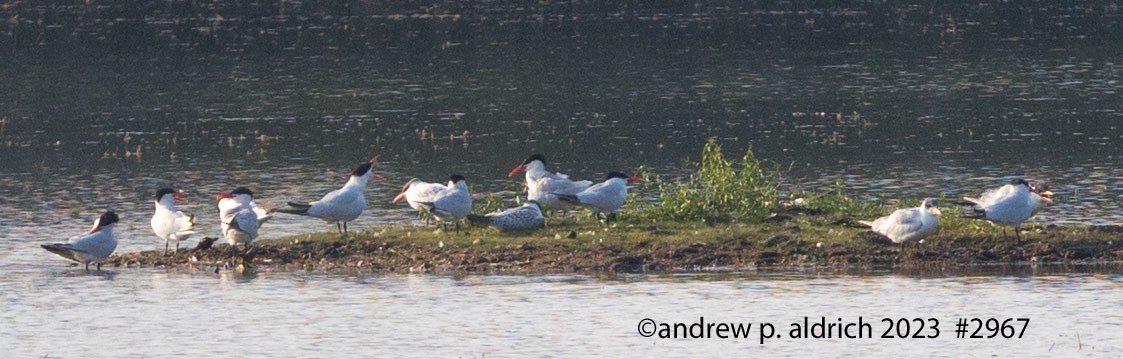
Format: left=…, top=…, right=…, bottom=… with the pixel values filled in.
left=921, top=198, right=941, bottom=216
left=606, top=171, right=645, bottom=184
left=353, top=155, right=382, bottom=180
left=155, top=188, right=188, bottom=204
left=1032, top=183, right=1055, bottom=205
left=392, top=178, right=421, bottom=204
left=508, top=154, right=545, bottom=177
left=89, top=211, right=120, bottom=233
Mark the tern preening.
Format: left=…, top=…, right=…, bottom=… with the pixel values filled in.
left=963, top=178, right=1055, bottom=241
left=392, top=174, right=473, bottom=232
left=508, top=154, right=592, bottom=211
left=859, top=198, right=941, bottom=244
left=217, top=187, right=264, bottom=254
left=273, top=156, right=381, bottom=235
left=555, top=171, right=643, bottom=222
left=466, top=200, right=545, bottom=232
left=151, top=188, right=196, bottom=255
left=41, top=211, right=120, bottom=270
left=1029, top=183, right=1055, bottom=215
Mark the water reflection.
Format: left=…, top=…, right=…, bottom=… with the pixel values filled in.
left=218, top=268, right=259, bottom=284
left=3, top=4, right=1123, bottom=269
left=3, top=267, right=1123, bottom=356
left=49, top=269, right=119, bottom=281
left=3, top=3, right=1123, bottom=356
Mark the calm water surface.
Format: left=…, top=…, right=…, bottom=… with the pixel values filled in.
left=3, top=269, right=1123, bottom=357
left=2, top=1, right=1123, bottom=356
left=2, top=3, right=1123, bottom=254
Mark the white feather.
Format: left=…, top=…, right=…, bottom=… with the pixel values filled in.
left=860, top=199, right=940, bottom=244
left=523, top=160, right=592, bottom=210
left=151, top=193, right=195, bottom=251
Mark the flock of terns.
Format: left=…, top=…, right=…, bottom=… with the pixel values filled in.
left=40, top=154, right=644, bottom=270
left=39, top=153, right=1055, bottom=271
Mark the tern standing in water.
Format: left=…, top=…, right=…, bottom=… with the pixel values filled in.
left=41, top=211, right=120, bottom=271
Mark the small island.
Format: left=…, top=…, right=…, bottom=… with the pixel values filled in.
left=109, top=139, right=1123, bottom=274
left=107, top=211, right=1123, bottom=274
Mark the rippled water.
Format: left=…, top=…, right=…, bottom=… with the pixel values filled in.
left=3, top=2, right=1123, bottom=356
left=2, top=4, right=1123, bottom=255
left=3, top=269, right=1122, bottom=357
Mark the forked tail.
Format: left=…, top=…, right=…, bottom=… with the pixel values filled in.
left=417, top=202, right=453, bottom=219
left=554, top=193, right=581, bottom=204
left=40, top=243, right=87, bottom=263
left=957, top=196, right=983, bottom=206
left=272, top=202, right=313, bottom=215
left=961, top=206, right=987, bottom=219
left=466, top=214, right=491, bottom=225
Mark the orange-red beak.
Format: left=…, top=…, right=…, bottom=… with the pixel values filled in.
left=392, top=191, right=407, bottom=204
left=627, top=176, right=645, bottom=184
left=173, top=190, right=188, bottom=204
left=216, top=193, right=234, bottom=201
left=370, top=155, right=382, bottom=179
left=508, top=164, right=527, bottom=177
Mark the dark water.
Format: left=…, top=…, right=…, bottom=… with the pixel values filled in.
left=3, top=2, right=1123, bottom=356
left=3, top=2, right=1123, bottom=250
left=0, top=1, right=1121, bottom=254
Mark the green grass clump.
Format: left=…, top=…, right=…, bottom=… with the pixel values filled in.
left=793, top=177, right=883, bottom=222
left=644, top=137, right=779, bottom=224
left=623, top=139, right=885, bottom=225
left=471, top=190, right=511, bottom=214
left=464, top=138, right=951, bottom=231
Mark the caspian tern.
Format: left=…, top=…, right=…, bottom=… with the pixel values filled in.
left=217, top=187, right=264, bottom=253
left=151, top=188, right=196, bottom=255
left=1029, top=183, right=1055, bottom=214
left=555, top=171, right=643, bottom=222
left=859, top=198, right=941, bottom=244
left=508, top=154, right=592, bottom=211
left=963, top=178, right=1054, bottom=241
left=41, top=211, right=119, bottom=270
left=273, top=156, right=380, bottom=236
left=466, top=200, right=545, bottom=232
left=393, top=174, right=473, bottom=231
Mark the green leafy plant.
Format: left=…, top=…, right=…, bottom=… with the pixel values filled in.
left=645, top=137, right=779, bottom=223
left=472, top=191, right=511, bottom=215
left=794, top=177, right=882, bottom=221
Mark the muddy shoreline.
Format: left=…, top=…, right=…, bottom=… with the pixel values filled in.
left=106, top=222, right=1123, bottom=275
